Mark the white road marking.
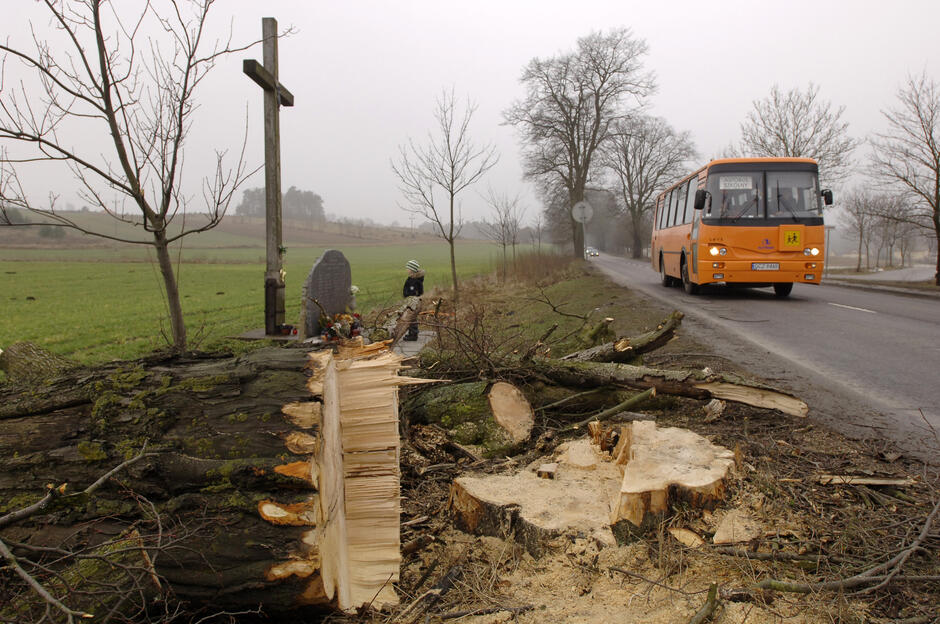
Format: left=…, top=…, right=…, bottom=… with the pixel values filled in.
left=828, top=302, right=877, bottom=314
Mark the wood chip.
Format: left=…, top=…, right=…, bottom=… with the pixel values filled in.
left=668, top=527, right=705, bottom=548
left=536, top=463, right=558, bottom=479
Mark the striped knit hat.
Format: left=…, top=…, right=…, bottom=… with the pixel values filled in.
left=406, top=259, right=420, bottom=272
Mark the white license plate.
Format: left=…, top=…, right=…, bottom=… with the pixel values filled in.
left=752, top=263, right=779, bottom=271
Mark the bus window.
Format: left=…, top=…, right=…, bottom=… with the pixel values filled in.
left=673, top=188, right=683, bottom=226
left=676, top=183, right=688, bottom=225
left=710, top=172, right=763, bottom=218
left=767, top=171, right=821, bottom=218
left=683, top=178, right=696, bottom=223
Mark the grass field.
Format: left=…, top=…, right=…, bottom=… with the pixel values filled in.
left=1, top=240, right=510, bottom=364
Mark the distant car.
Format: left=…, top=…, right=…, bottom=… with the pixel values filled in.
left=585, top=246, right=599, bottom=257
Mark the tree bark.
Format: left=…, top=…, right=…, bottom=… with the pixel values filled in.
left=561, top=310, right=683, bottom=363
left=0, top=344, right=422, bottom=614
left=520, top=357, right=808, bottom=417
left=153, top=232, right=187, bottom=352
left=407, top=380, right=534, bottom=456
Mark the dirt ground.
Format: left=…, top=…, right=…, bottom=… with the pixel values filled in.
left=365, top=269, right=940, bottom=624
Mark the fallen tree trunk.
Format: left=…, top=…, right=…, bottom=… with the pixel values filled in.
left=561, top=310, right=684, bottom=364
left=523, top=357, right=808, bottom=417
left=407, top=380, right=534, bottom=455
left=0, top=342, right=427, bottom=615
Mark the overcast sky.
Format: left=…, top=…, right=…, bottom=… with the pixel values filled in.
left=8, top=0, right=939, bottom=225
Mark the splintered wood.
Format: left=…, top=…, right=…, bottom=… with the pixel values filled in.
left=450, top=421, right=734, bottom=554
left=262, top=343, right=433, bottom=613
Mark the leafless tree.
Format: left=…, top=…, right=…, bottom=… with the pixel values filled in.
left=392, top=89, right=498, bottom=301
left=601, top=115, right=696, bottom=259
left=869, top=73, right=940, bottom=285
left=842, top=189, right=876, bottom=271
left=739, top=83, right=857, bottom=186
left=481, top=188, right=526, bottom=281
left=0, top=0, right=257, bottom=352
left=504, top=28, right=655, bottom=258
left=529, top=212, right=544, bottom=254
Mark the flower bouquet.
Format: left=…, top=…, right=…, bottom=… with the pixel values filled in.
left=320, top=312, right=362, bottom=342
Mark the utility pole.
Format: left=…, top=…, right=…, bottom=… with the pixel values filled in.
left=243, top=17, right=294, bottom=335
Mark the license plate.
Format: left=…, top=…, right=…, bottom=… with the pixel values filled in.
left=752, top=262, right=779, bottom=271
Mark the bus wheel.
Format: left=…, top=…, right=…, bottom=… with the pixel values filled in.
left=773, top=282, right=793, bottom=297
left=660, top=256, right=674, bottom=287
left=681, top=257, right=699, bottom=295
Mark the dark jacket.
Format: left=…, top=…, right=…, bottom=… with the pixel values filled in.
left=402, top=271, right=424, bottom=297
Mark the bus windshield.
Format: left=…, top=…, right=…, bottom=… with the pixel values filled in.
left=707, top=170, right=821, bottom=220
left=767, top=171, right=821, bottom=219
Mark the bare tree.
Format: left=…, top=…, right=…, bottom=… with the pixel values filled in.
left=842, top=189, right=876, bottom=271
left=602, top=115, right=696, bottom=259
left=392, top=89, right=498, bottom=301
left=530, top=211, right=544, bottom=254
left=482, top=188, right=526, bottom=281
left=869, top=73, right=940, bottom=285
left=504, top=28, right=655, bottom=258
left=739, top=83, right=857, bottom=186
left=0, top=0, right=256, bottom=352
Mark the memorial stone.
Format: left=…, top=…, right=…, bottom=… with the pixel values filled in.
left=302, top=249, right=352, bottom=337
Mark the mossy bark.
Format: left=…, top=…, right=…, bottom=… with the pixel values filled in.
left=0, top=346, right=322, bottom=612
left=406, top=381, right=526, bottom=456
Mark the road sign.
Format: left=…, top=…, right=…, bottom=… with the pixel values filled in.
left=571, top=201, right=593, bottom=223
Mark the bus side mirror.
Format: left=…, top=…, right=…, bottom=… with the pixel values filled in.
left=821, top=189, right=833, bottom=206
left=694, top=189, right=708, bottom=211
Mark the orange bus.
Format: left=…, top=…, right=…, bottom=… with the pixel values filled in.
left=650, top=157, right=832, bottom=297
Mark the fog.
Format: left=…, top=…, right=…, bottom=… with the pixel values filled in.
left=5, top=0, right=938, bottom=225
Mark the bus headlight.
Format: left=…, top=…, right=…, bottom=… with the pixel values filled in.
left=803, top=247, right=820, bottom=256
left=709, top=246, right=727, bottom=256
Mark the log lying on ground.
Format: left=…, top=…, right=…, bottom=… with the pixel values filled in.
left=407, top=380, right=534, bottom=455
left=0, top=342, right=429, bottom=615
left=561, top=310, right=684, bottom=363
left=525, top=357, right=808, bottom=417
left=449, top=421, right=735, bottom=554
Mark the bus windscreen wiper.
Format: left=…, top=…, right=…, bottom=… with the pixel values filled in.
left=775, top=181, right=800, bottom=222
left=730, top=197, right=758, bottom=222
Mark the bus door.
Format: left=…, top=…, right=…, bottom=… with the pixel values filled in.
left=690, top=188, right=701, bottom=274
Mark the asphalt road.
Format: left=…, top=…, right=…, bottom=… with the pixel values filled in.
left=593, top=254, right=940, bottom=464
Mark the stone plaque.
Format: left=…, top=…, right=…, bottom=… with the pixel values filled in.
left=302, top=249, right=352, bottom=337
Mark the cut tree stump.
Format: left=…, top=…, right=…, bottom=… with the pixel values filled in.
left=610, top=421, right=735, bottom=528
left=0, top=342, right=431, bottom=615
left=449, top=421, right=735, bottom=554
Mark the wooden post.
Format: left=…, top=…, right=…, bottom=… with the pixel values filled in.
left=244, top=17, right=294, bottom=335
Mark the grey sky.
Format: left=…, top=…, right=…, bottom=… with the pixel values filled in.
left=9, top=1, right=939, bottom=225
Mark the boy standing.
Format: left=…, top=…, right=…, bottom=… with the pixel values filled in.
left=402, top=259, right=424, bottom=340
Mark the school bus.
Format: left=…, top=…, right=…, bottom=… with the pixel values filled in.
left=650, top=157, right=832, bottom=297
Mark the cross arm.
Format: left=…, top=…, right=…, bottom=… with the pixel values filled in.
left=242, top=59, right=295, bottom=107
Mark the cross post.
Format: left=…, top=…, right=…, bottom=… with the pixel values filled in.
left=243, top=17, right=294, bottom=336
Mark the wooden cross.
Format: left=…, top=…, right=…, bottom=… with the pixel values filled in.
left=243, top=17, right=294, bottom=336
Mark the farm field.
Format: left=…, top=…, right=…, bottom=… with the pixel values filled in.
left=1, top=239, right=508, bottom=365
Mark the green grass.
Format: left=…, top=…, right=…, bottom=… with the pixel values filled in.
left=1, top=241, right=507, bottom=364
